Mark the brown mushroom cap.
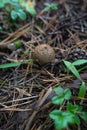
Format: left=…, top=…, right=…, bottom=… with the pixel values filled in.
left=33, top=44, right=55, bottom=64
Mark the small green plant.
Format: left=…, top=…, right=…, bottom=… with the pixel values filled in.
left=63, top=59, right=87, bottom=99
left=63, top=59, right=87, bottom=80
left=0, top=0, right=36, bottom=20
left=52, top=86, right=71, bottom=105
left=50, top=86, right=87, bottom=130
left=44, top=3, right=58, bottom=12
left=49, top=59, right=87, bottom=130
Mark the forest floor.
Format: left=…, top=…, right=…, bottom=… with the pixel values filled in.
left=0, top=0, right=87, bottom=130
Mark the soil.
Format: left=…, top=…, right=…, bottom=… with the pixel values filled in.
left=0, top=0, right=87, bottom=130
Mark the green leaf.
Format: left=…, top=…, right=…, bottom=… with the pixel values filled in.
left=64, top=88, right=72, bottom=100
left=52, top=95, right=64, bottom=105
left=80, top=112, right=87, bottom=121
left=17, top=9, right=26, bottom=20
left=3, top=0, right=11, bottom=4
left=0, top=62, right=21, bottom=69
left=67, top=103, right=82, bottom=113
left=0, top=1, right=4, bottom=8
left=20, top=1, right=26, bottom=7
left=26, top=6, right=36, bottom=15
left=44, top=3, right=51, bottom=7
left=51, top=4, right=58, bottom=10
left=74, top=115, right=80, bottom=125
left=19, top=0, right=24, bottom=4
left=72, top=59, right=87, bottom=66
left=78, top=81, right=87, bottom=99
left=14, top=40, right=22, bottom=49
left=53, top=86, right=64, bottom=95
left=44, top=3, right=58, bottom=11
left=63, top=60, right=71, bottom=67
left=49, top=109, right=60, bottom=120
left=52, top=87, right=71, bottom=105
left=49, top=110, right=75, bottom=130
left=63, top=60, right=81, bottom=79
left=11, top=10, right=18, bottom=19
left=8, top=0, right=18, bottom=5
left=44, top=6, right=50, bottom=11
left=0, top=59, right=32, bottom=69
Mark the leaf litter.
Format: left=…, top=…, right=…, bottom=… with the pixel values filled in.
left=0, top=0, right=87, bottom=130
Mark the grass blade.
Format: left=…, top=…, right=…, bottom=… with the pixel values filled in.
left=0, top=62, right=21, bottom=68
left=72, top=60, right=87, bottom=66
left=78, top=81, right=87, bottom=99
left=63, top=60, right=81, bottom=79
left=0, top=59, right=32, bottom=69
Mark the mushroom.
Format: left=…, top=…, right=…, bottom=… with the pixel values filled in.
left=33, top=44, right=55, bottom=64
